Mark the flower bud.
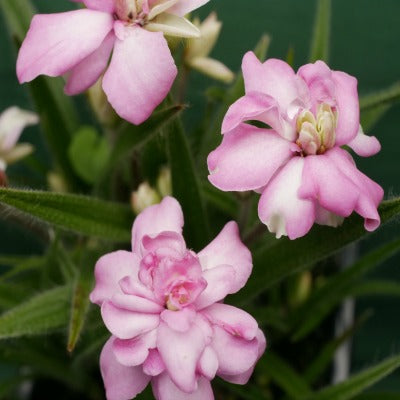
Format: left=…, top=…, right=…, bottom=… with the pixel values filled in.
left=131, top=182, right=161, bottom=214
left=47, top=171, right=69, bottom=193
left=156, top=166, right=172, bottom=197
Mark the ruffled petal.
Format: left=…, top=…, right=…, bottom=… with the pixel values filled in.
left=101, top=300, right=160, bottom=339
left=347, top=125, right=381, bottom=157
left=90, top=251, right=140, bottom=306
left=100, top=337, right=150, bottom=400
left=65, top=31, right=115, bottom=95
left=111, top=293, right=164, bottom=313
left=17, top=10, right=114, bottom=83
left=197, top=346, right=218, bottom=380
left=167, top=0, right=210, bottom=17
left=143, top=349, right=166, bottom=376
left=102, top=25, right=177, bottom=125
left=79, top=0, right=116, bottom=12
left=131, top=196, right=184, bottom=255
left=208, top=123, right=294, bottom=191
left=152, top=373, right=214, bottom=400
left=299, top=148, right=383, bottom=231
left=197, top=221, right=252, bottom=294
left=258, top=157, right=316, bottom=240
left=157, top=316, right=209, bottom=392
left=160, top=307, right=197, bottom=333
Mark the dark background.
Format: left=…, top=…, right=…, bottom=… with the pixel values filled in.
left=0, top=0, right=399, bottom=391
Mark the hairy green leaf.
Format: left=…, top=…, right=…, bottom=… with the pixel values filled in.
left=309, top=0, right=331, bottom=62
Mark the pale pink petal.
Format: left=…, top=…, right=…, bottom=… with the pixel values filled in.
left=65, top=31, right=115, bottom=95
left=221, top=92, right=296, bottom=140
left=197, top=346, right=218, bottom=380
left=160, top=308, right=197, bottom=332
left=157, top=317, right=208, bottom=392
left=112, top=329, right=157, bottom=366
left=167, top=0, right=210, bottom=17
left=119, top=275, right=156, bottom=300
left=79, top=0, right=116, bottom=12
left=101, top=301, right=160, bottom=339
left=111, top=293, right=164, bottom=313
left=197, top=221, right=252, bottom=294
left=258, top=157, right=316, bottom=239
left=211, top=325, right=259, bottom=376
left=131, top=196, right=184, bottom=254
left=242, top=52, right=310, bottom=114
left=347, top=125, right=381, bottom=157
left=142, top=231, right=186, bottom=256
left=194, top=265, right=236, bottom=310
left=102, top=25, right=177, bottom=125
left=202, top=303, right=258, bottom=341
left=100, top=337, right=150, bottom=400
left=17, top=10, right=114, bottom=83
left=143, top=349, right=166, bottom=376
left=208, top=123, right=294, bottom=191
left=152, top=373, right=214, bottom=400
left=299, top=148, right=383, bottom=231
left=90, top=251, right=140, bottom=306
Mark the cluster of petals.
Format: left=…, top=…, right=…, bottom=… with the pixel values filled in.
left=90, top=196, right=266, bottom=400
left=208, top=53, right=384, bottom=239
left=17, top=0, right=210, bottom=125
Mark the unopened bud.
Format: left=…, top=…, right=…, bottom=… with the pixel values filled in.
left=288, top=271, right=312, bottom=308
left=156, top=167, right=172, bottom=197
left=47, top=172, right=69, bottom=193
left=131, top=182, right=161, bottom=214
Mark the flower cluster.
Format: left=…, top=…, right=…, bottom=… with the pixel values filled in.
left=90, top=197, right=265, bottom=400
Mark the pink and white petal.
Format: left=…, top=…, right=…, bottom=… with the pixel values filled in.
left=90, top=251, right=140, bottom=306
left=112, top=329, right=157, bottom=367
left=211, top=325, right=259, bottom=376
left=258, top=157, right=316, bottom=240
left=208, top=123, right=295, bottom=191
left=152, top=373, right=214, bottom=400
left=100, top=337, right=150, bottom=400
left=347, top=125, right=381, bottom=157
left=167, top=0, right=210, bottom=17
left=197, top=346, right=219, bottom=380
left=157, top=319, right=208, bottom=393
left=194, top=265, right=236, bottom=310
left=197, top=221, right=252, bottom=294
left=131, top=196, right=184, bottom=255
left=101, top=301, right=160, bottom=339
left=65, top=31, right=115, bottom=95
left=160, top=308, right=197, bottom=333
left=202, top=303, right=258, bottom=341
left=142, top=231, right=186, bottom=256
left=111, top=293, right=164, bottom=313
left=221, top=92, right=295, bottom=140
left=332, top=70, right=360, bottom=145
left=119, top=275, right=157, bottom=300
left=314, top=204, right=344, bottom=228
left=143, top=349, right=166, bottom=376
left=102, top=25, right=177, bottom=125
left=17, top=10, right=114, bottom=83
left=242, top=52, right=310, bottom=114
left=79, top=0, right=116, bottom=12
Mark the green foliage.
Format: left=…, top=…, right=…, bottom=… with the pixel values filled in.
left=309, top=0, right=331, bottom=62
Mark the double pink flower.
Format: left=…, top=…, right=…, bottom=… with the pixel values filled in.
left=208, top=53, right=384, bottom=239
left=90, top=197, right=265, bottom=400
left=17, top=0, right=209, bottom=125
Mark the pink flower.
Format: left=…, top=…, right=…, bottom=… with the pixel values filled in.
left=90, top=196, right=266, bottom=400
left=207, top=54, right=384, bottom=239
left=16, top=0, right=209, bottom=125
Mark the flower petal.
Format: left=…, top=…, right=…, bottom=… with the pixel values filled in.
left=100, top=337, right=150, bottom=400
left=347, top=125, right=381, bottom=157
left=258, top=157, right=316, bottom=239
left=111, top=293, right=164, bottom=313
left=152, top=373, right=214, bottom=400
left=17, top=10, right=114, bottom=83
left=167, top=0, right=210, bottom=17
left=160, top=307, right=197, bottom=332
left=208, top=123, right=294, bottom=191
left=197, top=346, right=218, bottom=380
left=90, top=251, right=140, bottom=306
left=197, top=221, right=252, bottom=294
left=101, top=300, right=160, bottom=339
left=102, top=25, right=177, bottom=125
left=147, top=14, right=200, bottom=38
left=65, top=31, right=115, bottom=95
left=131, top=196, right=184, bottom=255
left=79, top=0, right=115, bottom=12
left=157, top=317, right=209, bottom=392
left=143, top=349, right=166, bottom=376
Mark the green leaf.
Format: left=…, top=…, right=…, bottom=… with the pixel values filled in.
left=166, top=116, right=210, bottom=250
left=291, top=237, right=400, bottom=341
left=0, top=256, right=44, bottom=282
left=258, top=352, right=312, bottom=399
left=0, top=285, right=71, bottom=339
left=68, top=127, right=110, bottom=184
left=302, top=355, right=400, bottom=400
left=230, top=198, right=400, bottom=305
left=361, top=104, right=392, bottom=132
left=202, top=182, right=239, bottom=217
left=353, top=393, right=400, bottom=400
left=309, top=0, right=331, bottom=62
left=349, top=280, right=400, bottom=298
left=0, top=0, right=34, bottom=42
left=360, top=82, right=400, bottom=110
left=0, top=187, right=133, bottom=242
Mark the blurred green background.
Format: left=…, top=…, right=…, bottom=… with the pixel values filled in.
left=0, top=0, right=399, bottom=392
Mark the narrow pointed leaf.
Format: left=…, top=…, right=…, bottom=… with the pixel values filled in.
left=302, top=355, right=400, bottom=400
left=0, top=285, right=71, bottom=339
left=349, top=280, right=400, bottom=298
left=230, top=198, right=400, bottom=305
left=309, top=0, right=331, bottom=62
left=0, top=188, right=133, bottom=241
left=360, top=82, right=400, bottom=110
